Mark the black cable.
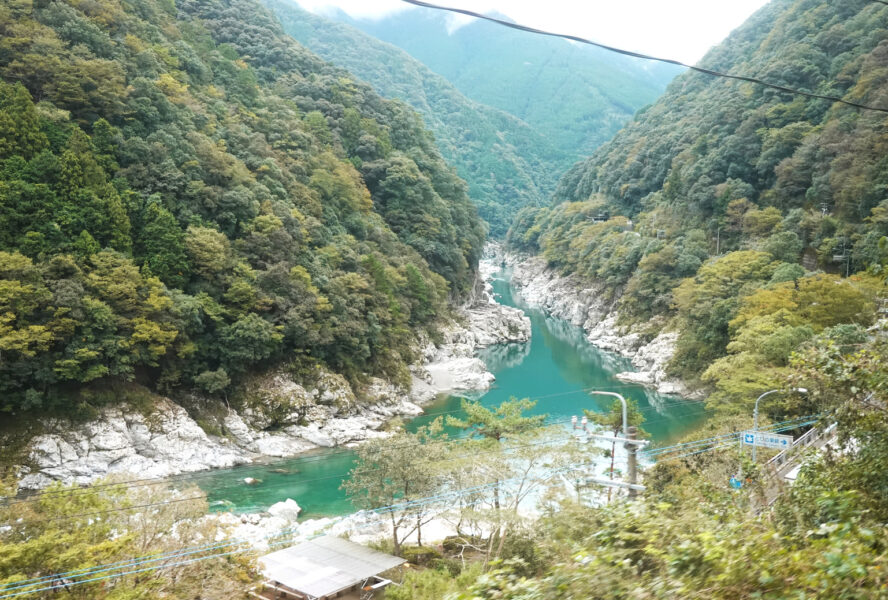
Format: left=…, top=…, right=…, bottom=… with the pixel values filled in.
left=400, top=0, right=888, bottom=114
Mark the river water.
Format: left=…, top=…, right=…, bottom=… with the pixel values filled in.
left=197, top=267, right=708, bottom=516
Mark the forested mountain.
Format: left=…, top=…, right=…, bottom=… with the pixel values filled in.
left=265, top=0, right=567, bottom=237
left=509, top=0, right=888, bottom=411
left=332, top=7, right=680, bottom=161
left=0, top=0, right=485, bottom=414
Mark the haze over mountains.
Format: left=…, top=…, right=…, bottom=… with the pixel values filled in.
left=267, top=0, right=566, bottom=236
left=5, top=1, right=888, bottom=598
left=276, top=0, right=679, bottom=235
left=337, top=7, right=681, bottom=157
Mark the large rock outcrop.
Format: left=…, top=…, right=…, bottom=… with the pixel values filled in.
left=506, top=253, right=699, bottom=398
left=14, top=377, right=421, bottom=489
left=12, top=255, right=532, bottom=490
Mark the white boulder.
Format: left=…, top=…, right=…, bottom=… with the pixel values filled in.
left=268, top=498, right=302, bottom=522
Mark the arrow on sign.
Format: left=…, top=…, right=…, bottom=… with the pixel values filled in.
left=742, top=431, right=794, bottom=449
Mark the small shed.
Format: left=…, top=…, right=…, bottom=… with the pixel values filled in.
left=251, top=536, right=405, bottom=600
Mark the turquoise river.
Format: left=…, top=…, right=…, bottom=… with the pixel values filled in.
left=197, top=267, right=708, bottom=516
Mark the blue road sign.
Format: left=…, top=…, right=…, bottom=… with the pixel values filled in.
left=742, top=431, right=793, bottom=449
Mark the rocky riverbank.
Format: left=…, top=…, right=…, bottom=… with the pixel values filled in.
left=11, top=263, right=531, bottom=490
left=501, top=248, right=699, bottom=398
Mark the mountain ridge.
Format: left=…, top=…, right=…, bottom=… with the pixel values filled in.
left=323, top=5, right=681, bottom=166
left=267, top=0, right=569, bottom=236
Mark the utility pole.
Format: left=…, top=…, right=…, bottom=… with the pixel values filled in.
left=626, top=426, right=638, bottom=498
left=573, top=392, right=648, bottom=502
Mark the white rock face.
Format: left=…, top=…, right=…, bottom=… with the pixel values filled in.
left=13, top=247, right=533, bottom=490
left=14, top=382, right=425, bottom=489
left=408, top=250, right=530, bottom=399
left=18, top=399, right=246, bottom=489
left=506, top=251, right=700, bottom=398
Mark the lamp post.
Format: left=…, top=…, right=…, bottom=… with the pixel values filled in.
left=588, top=391, right=640, bottom=497
left=589, top=391, right=628, bottom=436
left=752, top=387, right=807, bottom=462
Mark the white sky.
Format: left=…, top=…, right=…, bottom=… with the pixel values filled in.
left=296, top=0, right=771, bottom=65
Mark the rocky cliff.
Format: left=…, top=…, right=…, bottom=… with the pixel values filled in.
left=504, top=251, right=699, bottom=398
left=11, top=271, right=530, bottom=490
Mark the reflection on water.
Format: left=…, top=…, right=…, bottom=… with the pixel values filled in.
left=477, top=341, right=531, bottom=372
left=199, top=266, right=708, bottom=514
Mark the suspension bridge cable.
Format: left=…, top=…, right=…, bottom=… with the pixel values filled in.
left=400, top=0, right=888, bottom=114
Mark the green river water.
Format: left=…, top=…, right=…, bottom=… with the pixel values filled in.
left=198, top=267, right=708, bottom=516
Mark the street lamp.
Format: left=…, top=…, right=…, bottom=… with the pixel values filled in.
left=588, top=391, right=628, bottom=436
left=752, top=387, right=808, bottom=462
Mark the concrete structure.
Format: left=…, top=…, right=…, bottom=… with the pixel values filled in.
left=250, top=536, right=405, bottom=600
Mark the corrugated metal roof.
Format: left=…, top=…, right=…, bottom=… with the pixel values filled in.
left=259, top=536, right=405, bottom=599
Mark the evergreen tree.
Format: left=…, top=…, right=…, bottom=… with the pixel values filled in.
left=0, top=82, right=48, bottom=160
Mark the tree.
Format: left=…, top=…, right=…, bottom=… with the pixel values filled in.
left=0, top=477, right=254, bottom=598
left=447, top=398, right=546, bottom=444
left=447, top=399, right=552, bottom=560
left=185, top=225, right=230, bottom=277
left=136, top=202, right=189, bottom=288
left=219, top=313, right=283, bottom=369
left=342, top=420, right=448, bottom=554
left=0, top=82, right=48, bottom=160
left=195, top=368, right=231, bottom=396
left=671, top=250, right=778, bottom=376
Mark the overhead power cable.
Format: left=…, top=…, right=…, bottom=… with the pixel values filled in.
left=400, top=0, right=888, bottom=114
left=1, top=430, right=582, bottom=521
left=3, top=391, right=705, bottom=506
left=2, top=417, right=819, bottom=596
left=0, top=466, right=580, bottom=598
left=3, top=414, right=813, bottom=525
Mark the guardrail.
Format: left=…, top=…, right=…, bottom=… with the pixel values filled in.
left=766, top=422, right=836, bottom=479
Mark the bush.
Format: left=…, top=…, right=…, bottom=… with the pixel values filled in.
left=400, top=545, right=443, bottom=566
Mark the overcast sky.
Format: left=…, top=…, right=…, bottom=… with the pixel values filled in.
left=296, top=0, right=771, bottom=64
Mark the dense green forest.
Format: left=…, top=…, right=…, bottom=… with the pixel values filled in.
left=338, top=7, right=679, bottom=165
left=265, top=0, right=568, bottom=237
left=509, top=0, right=888, bottom=413
left=0, top=0, right=485, bottom=414
left=383, top=332, right=888, bottom=599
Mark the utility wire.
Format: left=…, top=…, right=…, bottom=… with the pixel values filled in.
left=400, top=0, right=888, bottom=114
left=3, top=391, right=705, bottom=505
left=4, top=415, right=813, bottom=524
left=2, top=430, right=582, bottom=521
left=5, top=414, right=815, bottom=599
left=1, top=417, right=819, bottom=595
left=0, top=399, right=776, bottom=515
left=1, top=466, right=579, bottom=598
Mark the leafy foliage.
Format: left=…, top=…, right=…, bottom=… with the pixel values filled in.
left=0, top=0, right=484, bottom=413
left=508, top=0, right=888, bottom=412
left=345, top=8, right=679, bottom=161
left=266, top=0, right=570, bottom=238
left=0, top=478, right=255, bottom=598
left=436, top=333, right=888, bottom=599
